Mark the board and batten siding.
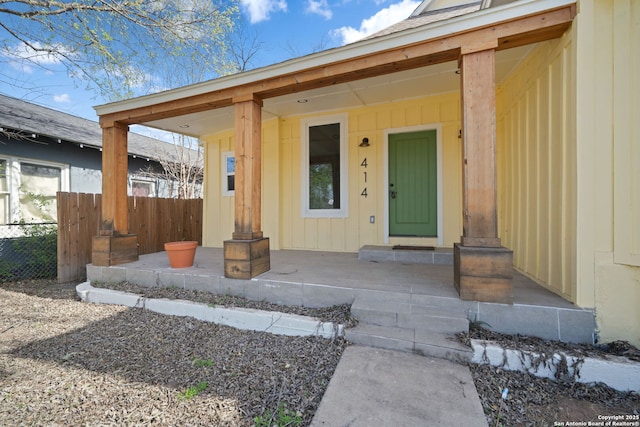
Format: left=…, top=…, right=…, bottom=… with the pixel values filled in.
left=574, top=0, right=640, bottom=346
left=201, top=93, right=463, bottom=252
left=496, top=32, right=577, bottom=303
left=202, top=132, right=234, bottom=248
left=497, top=0, right=640, bottom=346
left=609, top=0, right=640, bottom=267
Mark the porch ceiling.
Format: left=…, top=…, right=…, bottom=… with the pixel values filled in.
left=95, top=0, right=575, bottom=138
left=142, top=45, right=533, bottom=137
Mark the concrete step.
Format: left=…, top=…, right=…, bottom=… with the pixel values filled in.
left=351, top=298, right=469, bottom=335
left=348, top=295, right=471, bottom=363
left=345, top=323, right=472, bottom=363
left=358, top=245, right=453, bottom=265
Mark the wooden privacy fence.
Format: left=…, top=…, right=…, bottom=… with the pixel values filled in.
left=57, top=192, right=203, bottom=283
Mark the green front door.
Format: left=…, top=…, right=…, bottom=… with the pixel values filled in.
left=389, top=130, right=437, bottom=236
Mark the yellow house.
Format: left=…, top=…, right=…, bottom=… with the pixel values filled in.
left=92, top=0, right=639, bottom=347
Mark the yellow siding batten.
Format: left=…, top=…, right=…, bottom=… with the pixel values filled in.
left=202, top=93, right=462, bottom=252
left=496, top=0, right=640, bottom=346
left=576, top=0, right=639, bottom=346
left=497, top=33, right=577, bottom=302
left=613, top=0, right=640, bottom=266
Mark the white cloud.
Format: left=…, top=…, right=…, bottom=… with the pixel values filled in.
left=53, top=94, right=71, bottom=103
left=240, top=0, right=288, bottom=24
left=331, top=0, right=420, bottom=45
left=8, top=60, right=34, bottom=74
left=306, top=0, right=332, bottom=20
left=2, top=41, right=70, bottom=66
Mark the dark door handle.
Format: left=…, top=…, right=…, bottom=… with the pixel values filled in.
left=390, top=190, right=397, bottom=199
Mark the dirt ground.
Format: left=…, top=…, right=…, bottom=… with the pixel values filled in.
left=1, top=280, right=639, bottom=426
left=0, top=280, right=346, bottom=426
left=469, top=363, right=639, bottom=426
left=462, top=326, right=640, bottom=426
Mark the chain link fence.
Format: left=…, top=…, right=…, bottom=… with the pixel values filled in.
left=0, top=222, right=57, bottom=282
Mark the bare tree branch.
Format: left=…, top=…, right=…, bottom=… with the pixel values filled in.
left=0, top=127, right=45, bottom=145
left=138, top=135, right=203, bottom=199
left=0, top=0, right=240, bottom=100
left=226, top=20, right=264, bottom=73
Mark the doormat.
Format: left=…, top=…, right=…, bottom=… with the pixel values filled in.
left=392, top=245, right=435, bottom=251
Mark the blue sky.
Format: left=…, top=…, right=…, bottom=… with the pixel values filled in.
left=0, top=0, right=420, bottom=128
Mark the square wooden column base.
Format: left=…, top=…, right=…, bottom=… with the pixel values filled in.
left=454, top=243, right=513, bottom=304
left=224, top=238, right=270, bottom=279
left=92, top=235, right=139, bottom=266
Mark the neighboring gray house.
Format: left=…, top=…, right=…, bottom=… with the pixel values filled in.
left=0, top=94, right=195, bottom=226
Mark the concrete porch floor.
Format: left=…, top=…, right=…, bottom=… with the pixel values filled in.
left=86, top=246, right=596, bottom=344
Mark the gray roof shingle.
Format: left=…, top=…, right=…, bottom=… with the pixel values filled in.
left=0, top=93, right=184, bottom=162
left=363, top=2, right=482, bottom=41
left=363, top=0, right=520, bottom=42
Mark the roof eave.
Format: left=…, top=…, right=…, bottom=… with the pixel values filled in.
left=94, top=0, right=575, bottom=117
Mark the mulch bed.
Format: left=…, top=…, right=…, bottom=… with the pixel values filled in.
left=91, top=280, right=359, bottom=328
left=0, top=280, right=347, bottom=426
left=2, top=280, right=638, bottom=426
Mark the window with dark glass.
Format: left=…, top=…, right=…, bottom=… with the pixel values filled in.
left=308, top=123, right=341, bottom=210
left=223, top=152, right=235, bottom=195
left=226, top=155, right=235, bottom=191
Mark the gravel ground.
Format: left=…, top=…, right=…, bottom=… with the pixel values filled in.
left=0, top=281, right=347, bottom=426
left=1, top=280, right=639, bottom=427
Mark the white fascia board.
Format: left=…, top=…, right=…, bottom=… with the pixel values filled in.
left=411, top=0, right=435, bottom=18
left=94, top=0, right=574, bottom=117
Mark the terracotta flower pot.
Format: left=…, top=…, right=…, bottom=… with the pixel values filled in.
left=164, top=241, right=198, bottom=268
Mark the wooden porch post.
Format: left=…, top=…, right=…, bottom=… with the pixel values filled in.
left=91, top=121, right=139, bottom=266
left=223, top=95, right=270, bottom=279
left=454, top=44, right=513, bottom=304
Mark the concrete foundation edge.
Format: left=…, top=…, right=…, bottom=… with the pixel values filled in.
left=471, top=339, right=640, bottom=393
left=76, top=282, right=343, bottom=339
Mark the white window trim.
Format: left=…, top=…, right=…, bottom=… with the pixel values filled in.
left=0, top=156, right=69, bottom=224
left=130, top=177, right=156, bottom=197
left=18, top=157, right=69, bottom=191
left=7, top=158, right=19, bottom=223
left=222, top=151, right=235, bottom=197
left=301, top=114, right=349, bottom=218
left=0, top=158, right=10, bottom=224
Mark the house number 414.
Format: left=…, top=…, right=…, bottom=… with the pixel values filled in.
left=361, top=158, right=368, bottom=197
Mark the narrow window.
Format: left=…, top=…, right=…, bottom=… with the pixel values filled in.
left=302, top=115, right=348, bottom=217
left=0, top=159, right=8, bottom=224
left=222, top=151, right=235, bottom=196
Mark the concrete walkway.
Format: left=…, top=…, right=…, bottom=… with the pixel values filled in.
left=77, top=283, right=489, bottom=425
left=311, top=346, right=488, bottom=427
